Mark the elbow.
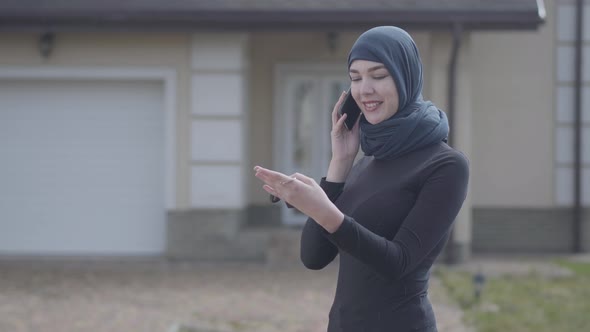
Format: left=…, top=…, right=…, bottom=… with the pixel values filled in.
left=300, top=251, right=330, bottom=270
left=301, top=258, right=329, bottom=270
left=381, top=240, right=410, bottom=280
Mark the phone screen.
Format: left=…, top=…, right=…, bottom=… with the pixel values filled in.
left=338, top=89, right=362, bottom=130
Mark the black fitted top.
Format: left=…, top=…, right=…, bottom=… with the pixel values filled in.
left=300, top=142, right=469, bottom=332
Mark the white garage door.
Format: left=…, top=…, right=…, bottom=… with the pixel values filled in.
left=0, top=79, right=166, bottom=255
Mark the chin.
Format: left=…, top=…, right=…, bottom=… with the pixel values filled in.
left=365, top=116, right=383, bottom=125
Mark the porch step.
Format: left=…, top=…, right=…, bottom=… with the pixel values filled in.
left=166, top=228, right=267, bottom=261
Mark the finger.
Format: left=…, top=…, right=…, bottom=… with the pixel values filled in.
left=254, top=166, right=286, bottom=183
left=279, top=176, right=296, bottom=186
left=263, top=184, right=277, bottom=196
left=292, top=173, right=314, bottom=185
left=256, top=168, right=299, bottom=189
left=336, top=112, right=347, bottom=127
left=332, top=112, right=347, bottom=133
left=254, top=165, right=276, bottom=175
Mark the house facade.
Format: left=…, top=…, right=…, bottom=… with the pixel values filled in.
left=0, top=0, right=586, bottom=262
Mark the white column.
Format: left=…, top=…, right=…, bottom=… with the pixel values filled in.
left=428, top=31, right=473, bottom=261
left=453, top=34, right=473, bottom=258
left=190, top=33, right=249, bottom=209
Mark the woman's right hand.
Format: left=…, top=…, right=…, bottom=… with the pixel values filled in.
left=327, top=91, right=361, bottom=182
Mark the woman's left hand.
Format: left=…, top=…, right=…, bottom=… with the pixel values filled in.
left=254, top=166, right=344, bottom=233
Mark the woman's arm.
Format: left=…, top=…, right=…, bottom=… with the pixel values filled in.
left=324, top=153, right=469, bottom=279
left=299, top=178, right=344, bottom=270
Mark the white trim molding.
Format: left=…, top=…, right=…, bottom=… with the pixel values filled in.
left=189, top=33, right=249, bottom=209
left=0, top=66, right=178, bottom=210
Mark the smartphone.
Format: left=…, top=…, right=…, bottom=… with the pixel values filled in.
left=338, top=89, right=362, bottom=130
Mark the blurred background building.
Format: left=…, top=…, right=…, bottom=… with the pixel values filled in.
left=0, top=0, right=585, bottom=263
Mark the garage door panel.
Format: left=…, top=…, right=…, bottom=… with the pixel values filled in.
left=0, top=80, right=166, bottom=255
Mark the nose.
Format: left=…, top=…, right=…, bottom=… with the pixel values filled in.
left=360, top=79, right=374, bottom=96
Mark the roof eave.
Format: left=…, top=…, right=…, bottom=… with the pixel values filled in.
left=0, top=10, right=546, bottom=33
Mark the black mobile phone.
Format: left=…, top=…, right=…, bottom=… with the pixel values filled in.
left=338, top=89, right=362, bottom=130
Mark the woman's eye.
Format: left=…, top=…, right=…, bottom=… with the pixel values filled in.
left=350, top=77, right=361, bottom=82
left=373, top=75, right=388, bottom=80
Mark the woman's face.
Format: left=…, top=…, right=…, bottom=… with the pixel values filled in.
left=349, top=59, right=399, bottom=125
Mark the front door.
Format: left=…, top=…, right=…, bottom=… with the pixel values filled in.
left=274, top=65, right=350, bottom=225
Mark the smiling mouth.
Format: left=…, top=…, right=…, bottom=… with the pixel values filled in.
left=363, top=102, right=381, bottom=112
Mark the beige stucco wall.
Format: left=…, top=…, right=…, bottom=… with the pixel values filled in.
left=0, top=32, right=193, bottom=209
left=469, top=11, right=555, bottom=207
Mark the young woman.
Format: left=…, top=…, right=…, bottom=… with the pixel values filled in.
left=254, top=26, right=469, bottom=332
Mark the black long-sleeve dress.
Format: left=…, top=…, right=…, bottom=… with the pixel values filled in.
left=300, top=142, right=469, bottom=332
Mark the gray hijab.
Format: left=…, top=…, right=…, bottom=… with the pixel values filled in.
left=348, top=26, right=449, bottom=160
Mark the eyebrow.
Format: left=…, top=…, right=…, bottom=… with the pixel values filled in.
left=349, top=65, right=387, bottom=74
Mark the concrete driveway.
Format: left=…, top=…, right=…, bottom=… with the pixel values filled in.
left=0, top=259, right=471, bottom=332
